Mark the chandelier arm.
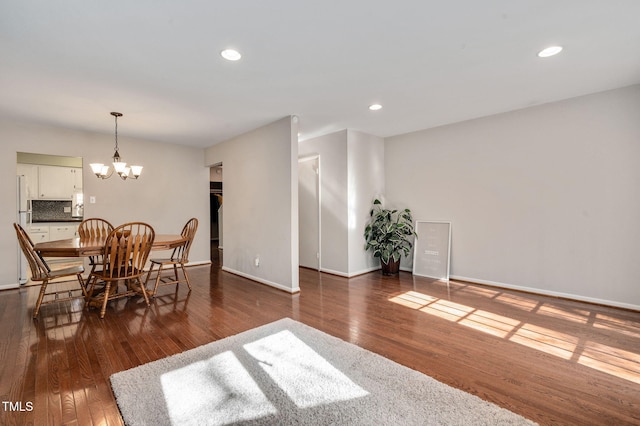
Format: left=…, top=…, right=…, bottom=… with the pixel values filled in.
left=101, top=168, right=114, bottom=179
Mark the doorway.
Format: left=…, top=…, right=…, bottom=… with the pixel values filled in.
left=16, top=152, right=84, bottom=285
left=209, top=163, right=223, bottom=266
left=298, top=155, right=320, bottom=270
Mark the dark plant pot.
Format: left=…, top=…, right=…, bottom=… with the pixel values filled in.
left=381, top=258, right=400, bottom=276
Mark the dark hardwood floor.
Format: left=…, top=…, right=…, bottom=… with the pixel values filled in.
left=1, top=252, right=639, bottom=425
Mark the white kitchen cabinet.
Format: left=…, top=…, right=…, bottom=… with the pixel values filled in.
left=38, top=166, right=75, bottom=199
left=27, top=225, right=50, bottom=243
left=16, top=163, right=39, bottom=200
left=71, top=167, right=82, bottom=191
left=49, top=223, right=78, bottom=240
left=33, top=222, right=81, bottom=264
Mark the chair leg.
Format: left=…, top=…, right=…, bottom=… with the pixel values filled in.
left=33, top=279, right=49, bottom=318
left=136, top=277, right=151, bottom=306
left=180, top=263, right=192, bottom=291
left=144, top=262, right=157, bottom=297
left=99, top=282, right=111, bottom=319
left=85, top=274, right=98, bottom=304
left=77, top=273, right=87, bottom=298
left=143, top=263, right=152, bottom=287
left=145, top=261, right=191, bottom=296
left=153, top=265, right=163, bottom=297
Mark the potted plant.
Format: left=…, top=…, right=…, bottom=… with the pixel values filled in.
left=364, top=199, right=416, bottom=275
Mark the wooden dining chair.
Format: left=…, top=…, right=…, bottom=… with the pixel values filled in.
left=78, top=218, right=114, bottom=239
left=78, top=218, right=114, bottom=273
left=14, top=223, right=86, bottom=318
left=85, top=222, right=155, bottom=319
left=144, top=218, right=198, bottom=297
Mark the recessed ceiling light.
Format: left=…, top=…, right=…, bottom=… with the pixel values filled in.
left=369, top=104, right=382, bottom=111
left=537, top=46, right=563, bottom=58
left=221, top=49, right=242, bottom=61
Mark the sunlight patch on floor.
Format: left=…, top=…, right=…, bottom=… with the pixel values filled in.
left=537, top=304, right=590, bottom=324
left=389, top=290, right=640, bottom=383
left=594, top=313, right=640, bottom=339
left=494, top=293, right=539, bottom=311
left=579, top=342, right=640, bottom=384
left=458, top=285, right=500, bottom=298
left=459, top=309, right=521, bottom=339
left=161, top=351, right=277, bottom=424
left=244, top=330, right=369, bottom=408
left=509, top=324, right=578, bottom=360
left=419, top=298, right=474, bottom=322
left=389, top=291, right=437, bottom=309
left=160, top=330, right=370, bottom=424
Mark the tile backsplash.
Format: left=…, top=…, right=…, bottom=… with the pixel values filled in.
left=32, top=200, right=78, bottom=222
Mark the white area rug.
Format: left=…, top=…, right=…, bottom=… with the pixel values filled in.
left=110, top=318, right=536, bottom=425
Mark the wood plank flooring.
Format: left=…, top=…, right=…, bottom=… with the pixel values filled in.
left=1, top=261, right=639, bottom=425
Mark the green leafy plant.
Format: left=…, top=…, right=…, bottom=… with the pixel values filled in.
left=364, top=199, right=416, bottom=265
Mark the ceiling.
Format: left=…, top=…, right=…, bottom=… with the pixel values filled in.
left=2, top=1, right=640, bottom=148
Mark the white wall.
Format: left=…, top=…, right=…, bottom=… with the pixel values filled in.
left=1, top=117, right=211, bottom=289
left=204, top=116, right=299, bottom=293
left=385, top=85, right=640, bottom=309
left=347, top=130, right=385, bottom=274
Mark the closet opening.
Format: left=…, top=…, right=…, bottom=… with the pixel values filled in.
left=210, top=163, right=223, bottom=266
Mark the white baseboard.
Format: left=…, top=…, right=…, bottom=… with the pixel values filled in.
left=221, top=266, right=300, bottom=294
left=450, top=275, right=640, bottom=311
left=319, top=265, right=413, bottom=277
left=320, top=266, right=381, bottom=278
left=349, top=266, right=382, bottom=277
left=186, top=260, right=212, bottom=267
left=0, top=283, right=20, bottom=291
left=319, top=268, right=349, bottom=277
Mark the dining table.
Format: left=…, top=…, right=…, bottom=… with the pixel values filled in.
left=34, top=234, right=187, bottom=258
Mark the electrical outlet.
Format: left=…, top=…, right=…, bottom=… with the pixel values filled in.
left=254, top=256, right=260, bottom=267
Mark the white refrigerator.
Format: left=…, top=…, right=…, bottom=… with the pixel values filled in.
left=17, top=175, right=32, bottom=285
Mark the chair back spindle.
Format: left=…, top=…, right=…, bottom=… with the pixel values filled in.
left=100, top=223, right=155, bottom=279
left=78, top=218, right=114, bottom=272
left=78, top=218, right=114, bottom=239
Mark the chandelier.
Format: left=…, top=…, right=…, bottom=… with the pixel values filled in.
left=90, top=112, right=142, bottom=180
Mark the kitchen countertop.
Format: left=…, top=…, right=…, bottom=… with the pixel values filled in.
left=32, top=218, right=84, bottom=223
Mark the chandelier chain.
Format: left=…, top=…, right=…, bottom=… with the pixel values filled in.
left=114, top=114, right=119, bottom=152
